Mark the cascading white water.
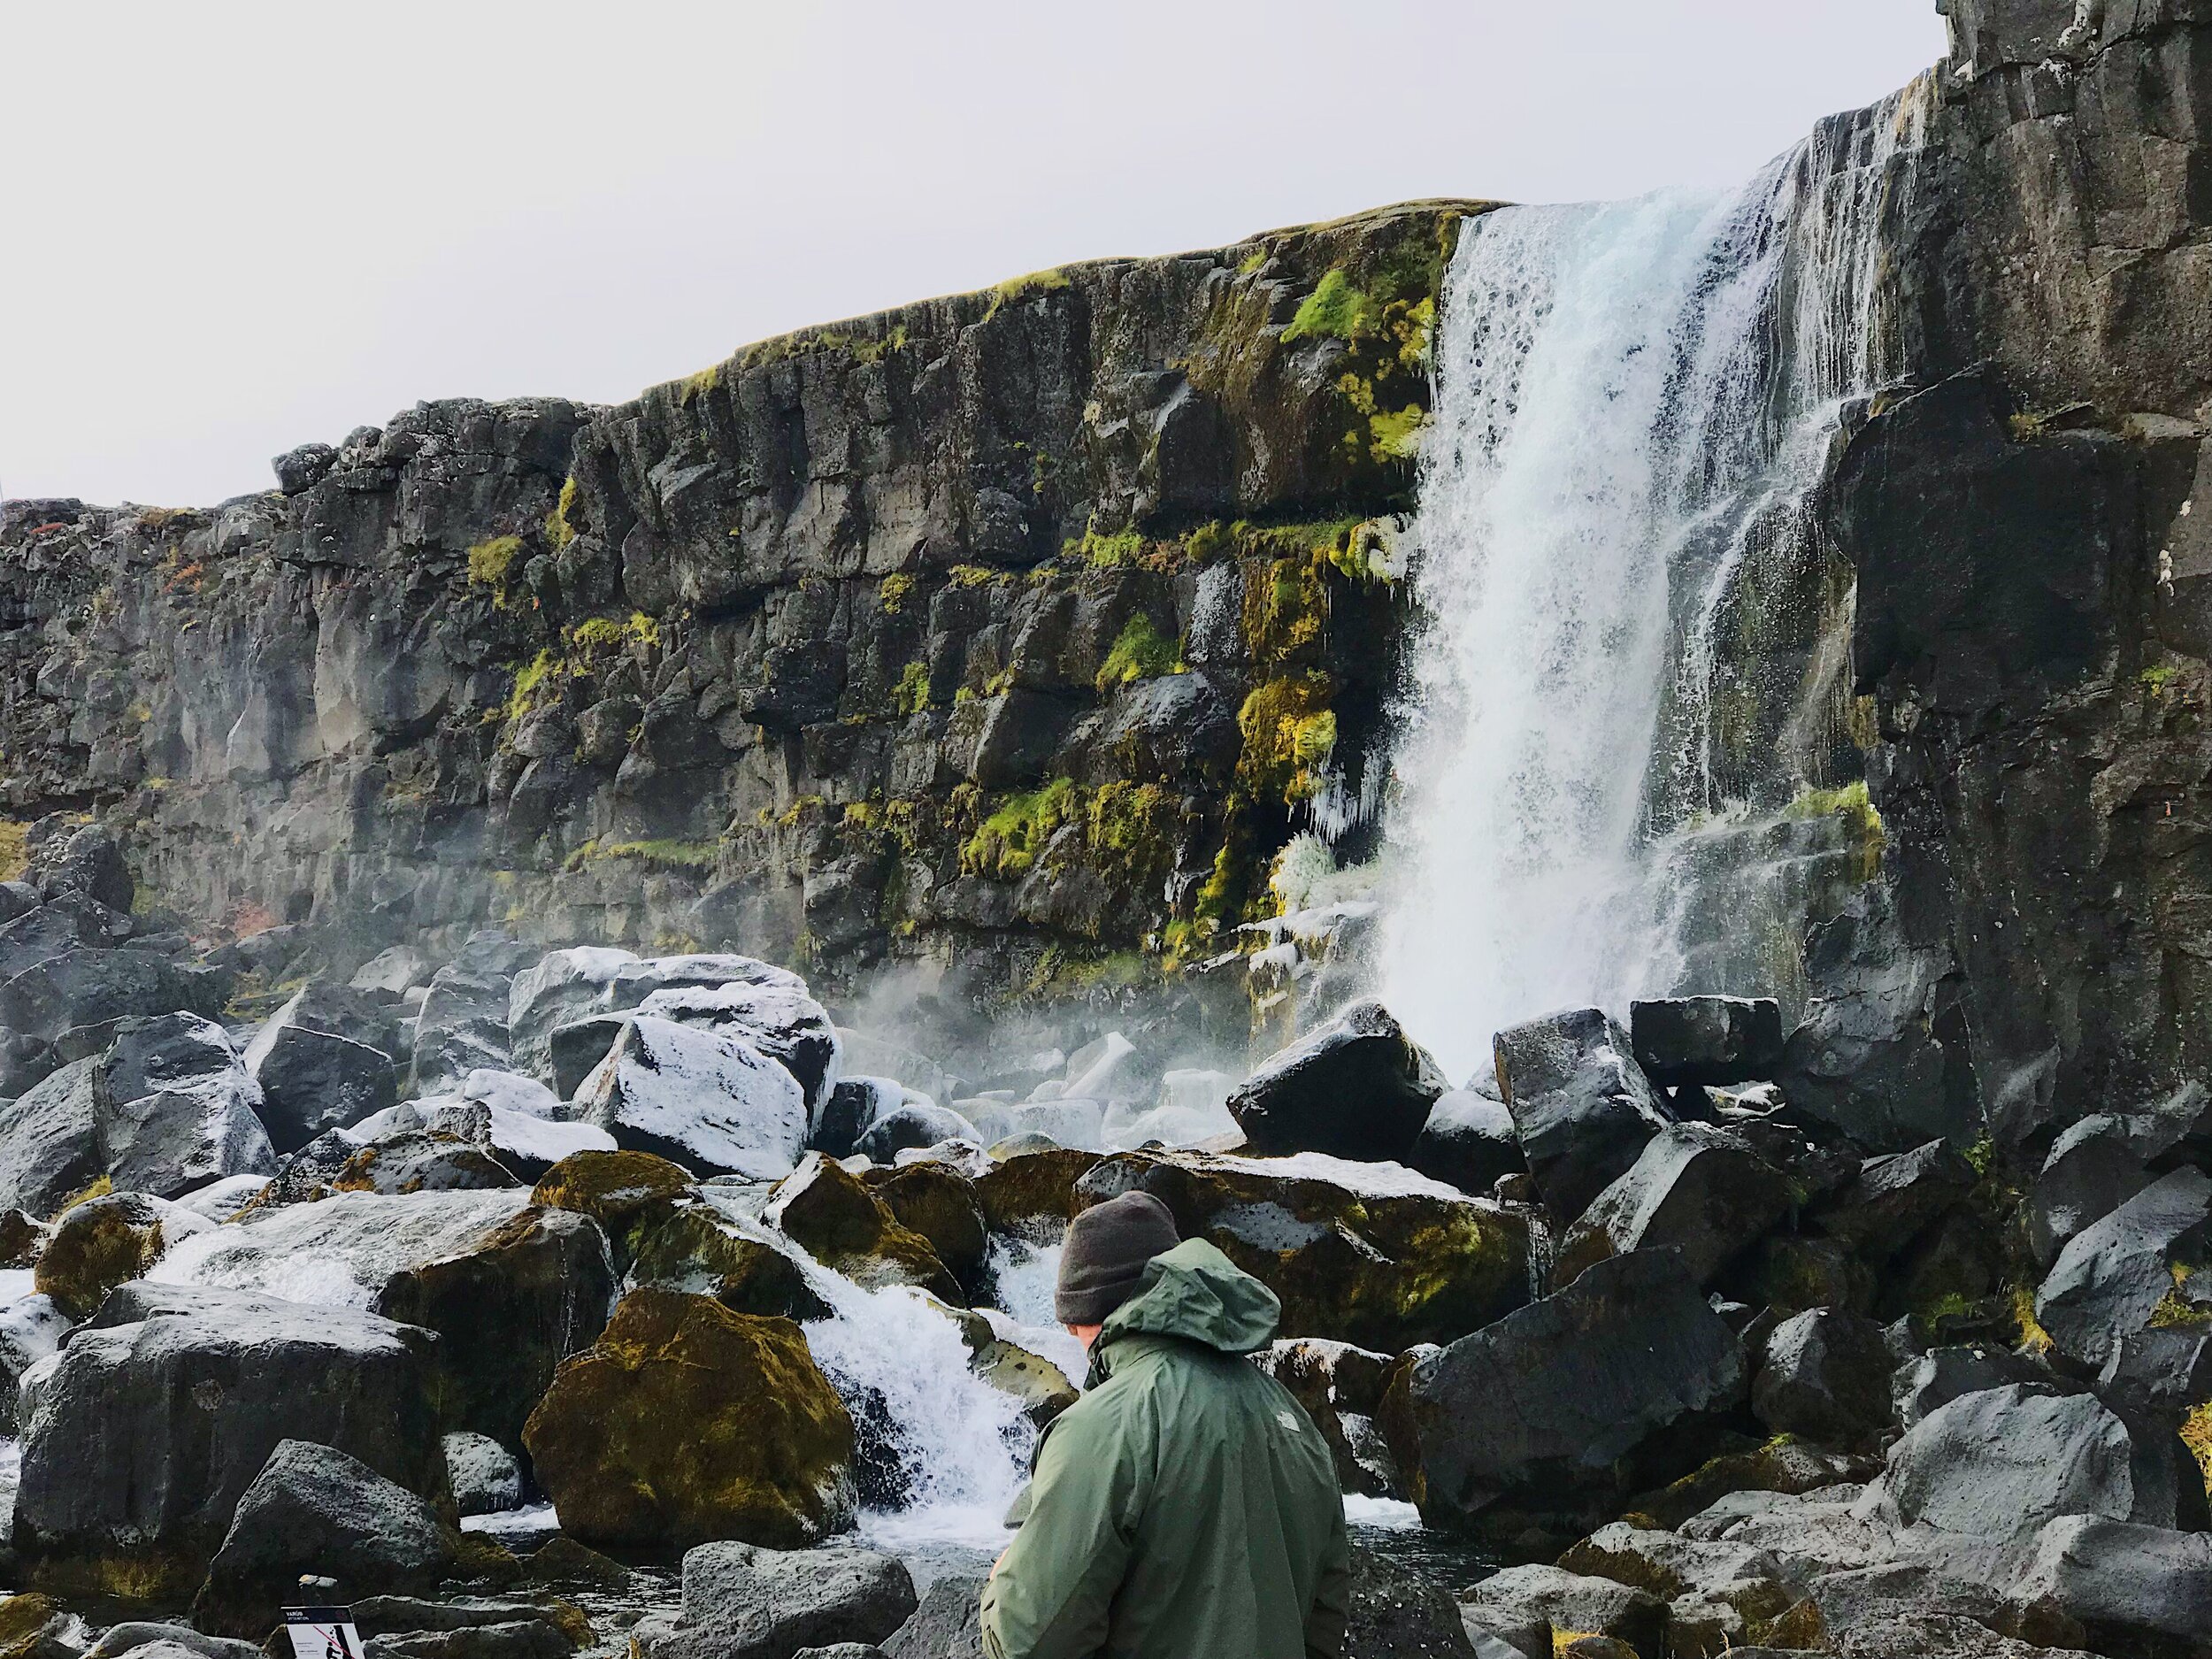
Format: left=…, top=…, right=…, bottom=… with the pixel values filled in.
left=1379, top=83, right=1929, bottom=1083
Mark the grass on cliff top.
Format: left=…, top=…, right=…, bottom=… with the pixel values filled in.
left=1095, top=613, right=1184, bottom=694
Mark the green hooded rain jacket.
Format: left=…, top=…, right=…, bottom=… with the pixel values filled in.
left=979, top=1236, right=1351, bottom=1659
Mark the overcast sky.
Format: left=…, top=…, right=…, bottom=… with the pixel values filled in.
left=1, top=1, right=1948, bottom=508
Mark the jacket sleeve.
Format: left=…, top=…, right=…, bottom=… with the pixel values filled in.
left=1302, top=1489, right=1353, bottom=1659
left=979, top=1398, right=1151, bottom=1659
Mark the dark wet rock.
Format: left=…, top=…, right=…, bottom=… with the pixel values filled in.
left=634, top=1541, right=918, bottom=1659
left=0, top=1294, right=68, bottom=1435
left=1630, top=997, right=1785, bottom=1087
left=1335, top=1548, right=1475, bottom=1658
left=767, top=1154, right=960, bottom=1302
left=574, top=1017, right=809, bottom=1179
left=371, top=1203, right=616, bottom=1452
left=810, top=1079, right=885, bottom=1159
left=1224, top=1000, right=1445, bottom=1163
left=1733, top=1232, right=1878, bottom=1319
left=83, top=1624, right=260, bottom=1659
left=1809, top=1139, right=1977, bottom=1270
left=363, top=1622, right=572, bottom=1659
left=1631, top=1435, right=1881, bottom=1532
left=972, top=1146, right=1102, bottom=1234
left=628, top=1193, right=829, bottom=1321
left=34, top=1191, right=200, bottom=1320
left=334, top=1130, right=520, bottom=1194
left=409, top=932, right=534, bottom=1096
left=1077, top=1146, right=1531, bottom=1351
left=1404, top=1089, right=1525, bottom=1196
left=1552, top=1123, right=1793, bottom=1290
left=1874, top=1382, right=2193, bottom=1535
left=1400, top=1248, right=1746, bottom=1542
left=28, top=824, right=132, bottom=915
left=15, top=1285, right=442, bottom=1601
left=1494, top=1009, right=1672, bottom=1223
left=193, top=1440, right=464, bottom=1640
left=529, top=1147, right=694, bottom=1267
left=880, top=1572, right=985, bottom=1659
left=856, top=1102, right=979, bottom=1163
left=518, top=1537, right=630, bottom=1591
left=1462, top=1566, right=1665, bottom=1659
left=96, top=1014, right=276, bottom=1198
left=2034, top=1166, right=2212, bottom=1369
left=546, top=1014, right=633, bottom=1102
left=246, top=1012, right=398, bottom=1156
left=1, top=949, right=225, bottom=1052
left=1751, top=1308, right=1895, bottom=1448
left=258, top=1126, right=365, bottom=1206
left=870, top=1162, right=987, bottom=1281
left=522, top=1288, right=855, bottom=1550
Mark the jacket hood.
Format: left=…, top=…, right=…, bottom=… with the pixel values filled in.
left=1098, top=1237, right=1281, bottom=1357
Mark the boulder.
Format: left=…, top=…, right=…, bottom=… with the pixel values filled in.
left=350, top=947, right=430, bottom=995
left=350, top=1098, right=612, bottom=1184
left=1340, top=1548, right=1477, bottom=1658
left=1075, top=1148, right=1531, bottom=1352
left=1404, top=1089, right=1525, bottom=1197
left=0, top=1294, right=70, bottom=1434
left=972, top=1146, right=1103, bottom=1235
left=409, top=931, right=535, bottom=1095
left=1, top=949, right=223, bottom=1052
left=83, top=1624, right=260, bottom=1659
left=1893, top=1344, right=2070, bottom=1429
left=766, top=1155, right=961, bottom=1302
left=505, top=948, right=641, bottom=1081
left=870, top=1162, right=987, bottom=1281
left=193, top=1440, right=463, bottom=1640
left=345, top=1601, right=580, bottom=1659
left=2034, top=1166, right=2212, bottom=1369
left=1630, top=1436, right=1881, bottom=1532
left=2096, top=1327, right=2212, bottom=1429
left=635, top=981, right=842, bottom=1118
left=634, top=1541, right=918, bottom=1659
left=1398, top=1249, right=1747, bottom=1541
left=1224, top=1001, right=1446, bottom=1163
left=1629, top=997, right=1785, bottom=1087
left=0, top=1060, right=104, bottom=1217
left=35, top=1191, right=207, bottom=1319
left=244, top=1018, right=397, bottom=1156
left=1555, top=1522, right=1788, bottom=1603
left=1552, top=1123, right=1793, bottom=1290
left=530, top=1148, right=694, bottom=1269
left=628, top=1194, right=829, bottom=1321
left=15, top=1285, right=443, bottom=1600
left=856, top=1103, right=980, bottom=1163
left=547, top=1014, right=634, bottom=1101
left=522, top=1288, right=855, bottom=1550
left=1254, top=1339, right=1399, bottom=1496
left=2026, top=1113, right=2163, bottom=1270
left=1461, top=1566, right=1665, bottom=1659
left=29, top=824, right=133, bottom=914
left=1493, top=1009, right=1672, bottom=1223
left=516, top=953, right=810, bottom=1088
left=880, top=1573, right=984, bottom=1659
left=93, top=1015, right=275, bottom=1199
left=2001, top=1513, right=2212, bottom=1655
left=371, top=1203, right=617, bottom=1452
left=0, top=892, right=133, bottom=981
left=1875, top=1383, right=2193, bottom=1535
left=1751, top=1308, right=1894, bottom=1448
left=334, top=1131, right=519, bottom=1194
left=810, top=1078, right=888, bottom=1159
left=444, top=1432, right=524, bottom=1517
left=574, top=1017, right=809, bottom=1179
left=1809, top=1140, right=1977, bottom=1268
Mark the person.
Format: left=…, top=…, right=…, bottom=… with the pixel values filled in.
left=979, top=1190, right=1351, bottom=1659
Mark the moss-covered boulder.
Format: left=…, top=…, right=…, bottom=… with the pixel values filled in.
left=628, top=1194, right=829, bottom=1320
left=870, top=1162, right=987, bottom=1281
left=369, top=1205, right=618, bottom=1454
left=766, top=1154, right=961, bottom=1303
left=33, top=1192, right=183, bottom=1320
left=0, top=1594, right=65, bottom=1659
left=1074, top=1148, right=1532, bottom=1351
left=973, top=1148, right=1103, bottom=1237
left=943, top=1302, right=1078, bottom=1429
left=523, top=1288, right=854, bottom=1550
left=530, top=1148, right=694, bottom=1271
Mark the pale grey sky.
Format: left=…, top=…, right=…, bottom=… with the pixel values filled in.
left=1, top=1, right=1947, bottom=507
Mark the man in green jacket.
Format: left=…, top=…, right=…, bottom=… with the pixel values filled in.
left=979, top=1190, right=1352, bottom=1659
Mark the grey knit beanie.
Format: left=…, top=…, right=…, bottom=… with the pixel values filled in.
left=1055, top=1190, right=1179, bottom=1324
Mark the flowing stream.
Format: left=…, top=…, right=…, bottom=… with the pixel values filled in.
left=1378, top=81, right=1931, bottom=1082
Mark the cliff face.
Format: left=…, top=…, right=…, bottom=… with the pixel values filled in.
left=0, top=203, right=1481, bottom=1032
left=1835, top=0, right=2212, bottom=1144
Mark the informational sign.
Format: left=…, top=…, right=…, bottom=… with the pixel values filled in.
left=282, top=1606, right=364, bottom=1659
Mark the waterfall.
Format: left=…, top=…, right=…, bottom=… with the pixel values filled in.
left=1379, top=81, right=1931, bottom=1084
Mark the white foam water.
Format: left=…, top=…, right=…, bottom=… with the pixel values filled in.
left=1379, top=82, right=1931, bottom=1081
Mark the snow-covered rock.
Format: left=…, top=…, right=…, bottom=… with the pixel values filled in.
left=574, top=1016, right=809, bottom=1179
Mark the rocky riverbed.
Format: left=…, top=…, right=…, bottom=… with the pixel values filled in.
left=0, top=825, right=2200, bottom=1659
